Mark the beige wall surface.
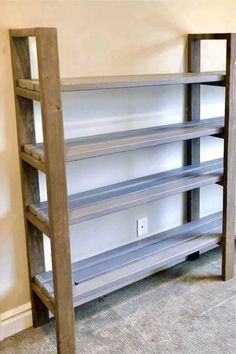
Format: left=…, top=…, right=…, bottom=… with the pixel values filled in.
left=0, top=0, right=235, bottom=322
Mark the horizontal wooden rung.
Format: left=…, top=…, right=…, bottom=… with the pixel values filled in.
left=15, top=87, right=41, bottom=101
left=32, top=283, right=55, bottom=315
left=189, top=33, right=233, bottom=40
left=9, top=28, right=36, bottom=37
left=26, top=210, right=50, bottom=237
left=21, top=152, right=46, bottom=173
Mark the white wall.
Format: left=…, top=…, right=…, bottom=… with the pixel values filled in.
left=0, top=0, right=235, bottom=337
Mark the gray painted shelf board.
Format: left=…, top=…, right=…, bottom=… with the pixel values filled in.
left=29, top=158, right=223, bottom=225
left=34, top=211, right=222, bottom=307
left=18, top=71, right=225, bottom=92
left=23, top=117, right=224, bottom=163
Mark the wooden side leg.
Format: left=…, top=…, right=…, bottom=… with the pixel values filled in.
left=9, top=35, right=49, bottom=326
left=222, top=34, right=236, bottom=281
left=187, top=37, right=201, bottom=262
left=35, top=28, right=75, bottom=353
left=27, top=221, right=49, bottom=326
left=187, top=37, right=201, bottom=222
left=23, top=165, right=50, bottom=327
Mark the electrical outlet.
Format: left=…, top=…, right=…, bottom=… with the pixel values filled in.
left=137, top=217, right=148, bottom=237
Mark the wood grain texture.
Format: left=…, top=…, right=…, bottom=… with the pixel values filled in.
left=26, top=210, right=50, bottom=237
left=187, top=35, right=201, bottom=222
left=9, top=34, right=49, bottom=326
left=32, top=283, right=55, bottom=315
left=222, top=34, right=236, bottom=280
left=17, top=71, right=226, bottom=92
left=16, top=87, right=41, bottom=101
left=35, top=28, right=75, bottom=354
left=21, top=152, right=46, bottom=172
left=189, top=33, right=231, bottom=40
left=9, top=28, right=36, bottom=37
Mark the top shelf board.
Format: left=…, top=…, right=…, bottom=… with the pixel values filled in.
left=18, top=71, right=225, bottom=92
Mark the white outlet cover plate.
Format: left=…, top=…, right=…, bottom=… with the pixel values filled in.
left=137, top=217, right=148, bottom=237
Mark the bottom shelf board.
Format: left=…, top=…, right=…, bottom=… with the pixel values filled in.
left=34, top=211, right=222, bottom=308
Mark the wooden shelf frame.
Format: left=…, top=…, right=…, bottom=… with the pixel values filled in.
left=187, top=33, right=236, bottom=281
left=9, top=28, right=236, bottom=354
left=10, top=28, right=75, bottom=353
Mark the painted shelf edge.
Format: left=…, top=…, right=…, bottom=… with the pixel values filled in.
left=17, top=71, right=225, bottom=92
left=27, top=158, right=223, bottom=226
left=34, top=211, right=222, bottom=308
left=22, top=117, right=224, bottom=163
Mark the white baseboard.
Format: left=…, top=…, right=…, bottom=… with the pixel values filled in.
left=0, top=303, right=32, bottom=341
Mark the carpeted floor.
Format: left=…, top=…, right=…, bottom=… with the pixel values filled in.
left=0, top=246, right=236, bottom=354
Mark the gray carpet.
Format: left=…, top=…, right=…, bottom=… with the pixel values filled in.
left=0, top=247, right=236, bottom=354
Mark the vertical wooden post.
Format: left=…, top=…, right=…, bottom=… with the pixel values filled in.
left=222, top=34, right=236, bottom=281
left=9, top=34, right=49, bottom=326
left=35, top=28, right=75, bottom=353
left=187, top=36, right=201, bottom=221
